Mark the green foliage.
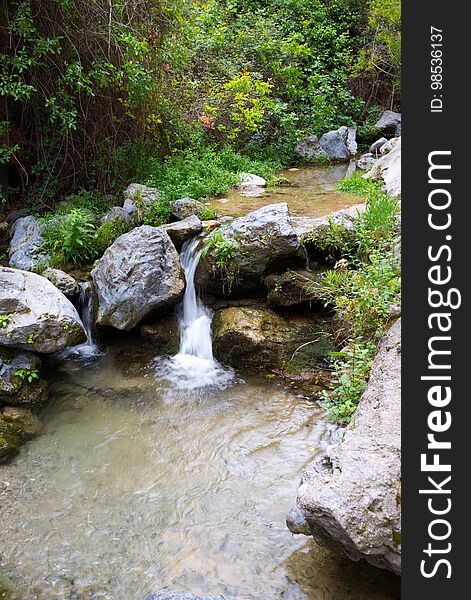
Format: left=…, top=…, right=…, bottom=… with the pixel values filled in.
left=41, top=208, right=97, bottom=266
left=140, top=146, right=279, bottom=202
left=95, top=217, right=129, bottom=256
left=0, top=314, right=13, bottom=329
left=336, top=172, right=376, bottom=195
left=14, top=368, right=40, bottom=384
left=202, top=228, right=239, bottom=290
left=141, top=197, right=172, bottom=227
left=320, top=339, right=376, bottom=424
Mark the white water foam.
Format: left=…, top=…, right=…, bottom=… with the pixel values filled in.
left=155, top=237, right=234, bottom=391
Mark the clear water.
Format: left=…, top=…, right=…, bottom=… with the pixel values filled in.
left=0, top=345, right=400, bottom=599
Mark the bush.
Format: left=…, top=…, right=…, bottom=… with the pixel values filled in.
left=41, top=208, right=97, bottom=266
left=95, top=217, right=129, bottom=256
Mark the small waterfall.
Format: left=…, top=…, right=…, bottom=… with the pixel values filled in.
left=61, top=282, right=101, bottom=359
left=155, top=237, right=234, bottom=390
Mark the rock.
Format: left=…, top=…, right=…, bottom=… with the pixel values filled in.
left=42, top=268, right=80, bottom=300
left=379, top=138, right=397, bottom=155
left=140, top=314, right=180, bottom=354
left=161, top=215, right=203, bottom=249
left=374, top=111, right=401, bottom=137
left=212, top=307, right=297, bottom=369
left=91, top=226, right=185, bottom=331
left=0, top=348, right=47, bottom=406
left=122, top=183, right=161, bottom=218
left=370, top=137, right=388, bottom=155
left=292, top=204, right=366, bottom=246
left=0, top=405, right=42, bottom=463
left=100, top=206, right=134, bottom=227
left=0, top=267, right=86, bottom=353
left=295, top=135, right=328, bottom=161
left=365, top=137, right=401, bottom=198
left=237, top=172, right=267, bottom=188
left=8, top=216, right=50, bottom=271
left=195, top=203, right=304, bottom=297
left=356, top=153, right=376, bottom=171
left=145, top=591, right=224, bottom=600
left=265, top=270, right=324, bottom=308
left=171, top=197, right=207, bottom=220
left=287, top=320, right=401, bottom=574
left=319, top=129, right=349, bottom=161
left=343, top=126, right=358, bottom=155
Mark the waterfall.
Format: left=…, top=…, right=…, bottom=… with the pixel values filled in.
left=60, top=282, right=101, bottom=359
left=155, top=237, right=234, bottom=390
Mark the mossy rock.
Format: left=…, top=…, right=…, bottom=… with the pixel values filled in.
left=0, top=573, right=17, bottom=600
left=0, top=406, right=42, bottom=463
left=140, top=314, right=180, bottom=355
left=212, top=307, right=298, bottom=370
left=265, top=269, right=325, bottom=308
left=0, top=349, right=48, bottom=407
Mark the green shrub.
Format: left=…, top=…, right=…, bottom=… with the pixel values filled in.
left=95, top=217, right=129, bottom=256
left=336, top=172, right=377, bottom=195
left=202, top=228, right=239, bottom=290
left=41, top=208, right=97, bottom=266
left=141, top=197, right=172, bottom=227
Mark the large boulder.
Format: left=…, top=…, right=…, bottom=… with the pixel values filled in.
left=212, top=307, right=297, bottom=369
left=287, top=319, right=401, bottom=574
left=374, top=111, right=401, bottom=137
left=370, top=137, right=388, bottom=155
left=195, top=203, right=304, bottom=296
left=365, top=137, right=401, bottom=198
left=161, top=215, right=202, bottom=249
left=0, top=348, right=47, bottom=406
left=0, top=267, right=86, bottom=353
left=91, top=226, right=185, bottom=331
left=319, top=126, right=357, bottom=161
left=295, top=134, right=328, bottom=161
left=8, top=216, right=50, bottom=271
left=42, top=268, right=80, bottom=300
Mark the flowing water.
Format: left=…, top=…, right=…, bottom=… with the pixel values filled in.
left=0, top=232, right=400, bottom=599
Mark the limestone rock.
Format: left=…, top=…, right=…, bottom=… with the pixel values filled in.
left=265, top=270, right=324, bottom=308
left=374, top=111, right=401, bottom=137
left=122, top=183, right=161, bottom=218
left=287, top=320, right=401, bottom=574
left=42, top=268, right=80, bottom=300
left=161, top=215, right=202, bottom=249
left=295, top=135, right=328, bottom=161
left=0, top=267, right=86, bottom=353
left=0, top=348, right=47, bottom=406
left=8, top=216, right=50, bottom=271
left=145, top=591, right=224, bottom=600
left=171, top=198, right=209, bottom=220
left=365, top=137, right=401, bottom=198
left=196, top=203, right=304, bottom=297
left=91, top=226, right=185, bottom=330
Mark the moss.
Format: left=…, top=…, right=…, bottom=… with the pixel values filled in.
left=95, top=216, right=129, bottom=256
left=0, top=573, right=17, bottom=599
left=0, top=408, right=42, bottom=463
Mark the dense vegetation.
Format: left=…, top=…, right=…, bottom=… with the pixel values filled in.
left=1, top=0, right=400, bottom=214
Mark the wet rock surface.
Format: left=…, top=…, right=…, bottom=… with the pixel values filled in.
left=91, top=226, right=185, bottom=330
left=41, top=268, right=80, bottom=300
left=0, top=267, right=86, bottom=353
left=287, top=319, right=401, bottom=575
left=196, top=203, right=304, bottom=297
left=0, top=405, right=42, bottom=463
left=265, top=270, right=324, bottom=308
left=145, top=591, right=225, bottom=600
left=140, top=314, right=180, bottom=355
left=161, top=215, right=203, bottom=249
left=0, top=348, right=47, bottom=406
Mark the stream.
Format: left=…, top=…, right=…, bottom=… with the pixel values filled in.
left=0, top=164, right=399, bottom=599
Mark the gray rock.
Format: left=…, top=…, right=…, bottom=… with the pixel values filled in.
left=356, top=153, right=376, bottom=171
left=161, top=215, right=202, bottom=249
left=319, top=130, right=349, bottom=161
left=8, top=216, right=50, bottom=271
left=365, top=137, right=401, bottom=198
left=344, top=126, right=358, bottom=155
left=287, top=320, right=401, bottom=574
left=374, top=111, right=401, bottom=137
left=100, top=206, right=134, bottom=227
left=237, top=172, right=267, bottom=188
left=141, top=314, right=180, bottom=355
left=295, top=135, right=328, bottom=161
left=370, top=137, right=388, bottom=155
left=0, top=267, right=86, bottom=353
left=171, top=197, right=207, bottom=220
left=292, top=204, right=366, bottom=244
left=265, top=269, right=324, bottom=308
left=0, top=405, right=43, bottom=463
left=122, top=183, right=161, bottom=218
left=42, top=268, right=80, bottom=300
left=195, top=203, right=304, bottom=296
left=91, top=226, right=185, bottom=331
left=379, top=138, right=397, bottom=155
left=145, top=591, right=224, bottom=600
